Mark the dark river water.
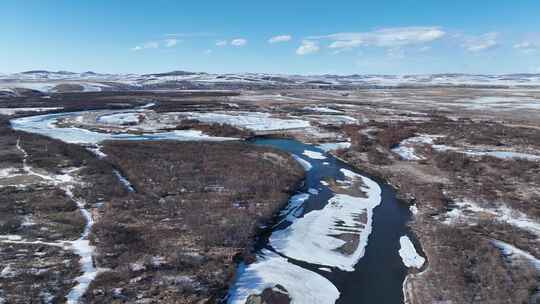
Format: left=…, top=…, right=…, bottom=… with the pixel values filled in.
left=249, top=138, right=411, bottom=304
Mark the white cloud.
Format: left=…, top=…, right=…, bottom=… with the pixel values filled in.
left=231, top=38, right=247, bottom=47
left=216, top=40, right=228, bottom=47
left=513, top=41, right=539, bottom=54
left=462, top=32, right=498, bottom=52
left=131, top=39, right=180, bottom=51
left=164, top=39, right=179, bottom=47
left=310, top=26, right=445, bottom=51
left=268, top=35, right=292, bottom=44
left=296, top=40, right=320, bottom=55
left=131, top=41, right=160, bottom=51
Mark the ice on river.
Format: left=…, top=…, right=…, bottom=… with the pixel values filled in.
left=302, top=150, right=327, bottom=160
left=10, top=112, right=236, bottom=144
left=398, top=236, right=425, bottom=269
left=270, top=169, right=382, bottom=271
left=292, top=154, right=312, bottom=171
left=227, top=250, right=340, bottom=304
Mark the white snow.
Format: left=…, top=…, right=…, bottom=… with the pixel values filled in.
left=97, top=112, right=142, bottom=125
left=398, top=236, right=425, bottom=269
left=391, top=134, right=443, bottom=161
left=277, top=193, right=310, bottom=224
left=302, top=150, right=327, bottom=160
left=0, top=107, right=63, bottom=116
left=227, top=250, right=340, bottom=304
left=491, top=240, right=540, bottom=271
left=308, top=188, right=320, bottom=195
left=184, top=111, right=310, bottom=131
left=86, top=145, right=107, bottom=159
left=443, top=201, right=540, bottom=238
left=303, top=106, right=344, bottom=114
left=11, top=140, right=101, bottom=304
left=270, top=169, right=382, bottom=271
left=0, top=168, right=21, bottom=179
left=393, top=133, right=540, bottom=162
left=317, top=142, right=351, bottom=152
left=292, top=155, right=312, bottom=171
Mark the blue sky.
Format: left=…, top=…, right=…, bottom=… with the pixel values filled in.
left=3, top=0, right=540, bottom=74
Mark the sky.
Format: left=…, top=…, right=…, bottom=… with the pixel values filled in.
left=2, top=0, right=540, bottom=75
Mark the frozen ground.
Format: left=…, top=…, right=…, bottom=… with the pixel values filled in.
left=392, top=134, right=540, bottom=161
left=442, top=201, right=540, bottom=238
left=1, top=140, right=102, bottom=304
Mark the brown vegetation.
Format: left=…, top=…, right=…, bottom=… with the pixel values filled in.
left=86, top=140, right=303, bottom=303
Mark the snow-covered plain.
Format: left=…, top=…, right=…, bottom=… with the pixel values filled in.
left=270, top=169, right=382, bottom=271
left=227, top=250, right=340, bottom=304
left=398, top=236, right=425, bottom=269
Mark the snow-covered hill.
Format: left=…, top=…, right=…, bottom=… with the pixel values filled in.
left=1, top=70, right=540, bottom=94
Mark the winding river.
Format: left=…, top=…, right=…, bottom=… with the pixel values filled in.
left=10, top=111, right=416, bottom=304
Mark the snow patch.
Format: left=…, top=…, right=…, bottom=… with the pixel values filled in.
left=227, top=250, right=340, bottom=304
left=399, top=236, right=425, bottom=268
left=302, top=150, right=326, bottom=160
left=317, top=142, right=351, bottom=152
left=0, top=107, right=63, bottom=116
